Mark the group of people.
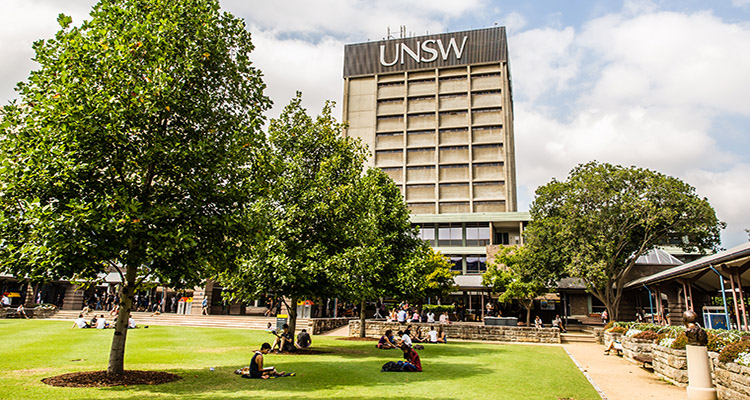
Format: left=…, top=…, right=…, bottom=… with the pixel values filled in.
left=377, top=325, right=446, bottom=350
left=533, top=314, right=567, bottom=332
left=72, top=313, right=139, bottom=329
left=264, top=323, right=312, bottom=353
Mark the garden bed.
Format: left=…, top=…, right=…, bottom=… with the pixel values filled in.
left=622, top=336, right=654, bottom=364
left=712, top=358, right=750, bottom=400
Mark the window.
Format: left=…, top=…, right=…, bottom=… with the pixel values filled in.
left=465, top=223, right=490, bottom=246
left=466, top=255, right=487, bottom=274
left=415, top=223, right=436, bottom=246
left=438, top=223, right=463, bottom=246
left=448, top=255, right=464, bottom=273
left=495, top=231, right=510, bottom=245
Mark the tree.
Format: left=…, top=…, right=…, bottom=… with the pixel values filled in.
left=0, top=0, right=270, bottom=375
left=214, top=94, right=367, bottom=341
left=482, top=246, right=551, bottom=326
left=409, top=247, right=457, bottom=304
left=332, top=167, right=427, bottom=337
left=526, top=161, right=724, bottom=321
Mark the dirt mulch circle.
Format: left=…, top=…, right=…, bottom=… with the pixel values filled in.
left=336, top=336, right=378, bottom=341
left=42, top=370, right=181, bottom=388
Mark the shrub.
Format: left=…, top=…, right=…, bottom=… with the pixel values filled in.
left=633, top=330, right=659, bottom=341
left=608, top=326, right=627, bottom=334
left=719, top=340, right=750, bottom=363
left=671, top=332, right=688, bottom=350
left=422, top=304, right=454, bottom=314
left=603, top=321, right=615, bottom=330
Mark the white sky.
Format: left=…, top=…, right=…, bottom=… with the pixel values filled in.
left=2, top=0, right=749, bottom=248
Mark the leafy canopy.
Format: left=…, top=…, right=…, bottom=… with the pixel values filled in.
left=525, top=161, right=724, bottom=320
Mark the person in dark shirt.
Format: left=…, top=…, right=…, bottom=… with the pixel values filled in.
left=400, top=343, right=422, bottom=372
left=297, top=329, right=312, bottom=349
left=272, top=324, right=294, bottom=352
left=377, top=329, right=397, bottom=349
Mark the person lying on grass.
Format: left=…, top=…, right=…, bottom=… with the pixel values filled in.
left=235, top=343, right=294, bottom=379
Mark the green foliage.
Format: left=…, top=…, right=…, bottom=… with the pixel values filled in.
left=671, top=332, right=688, bottom=349
left=0, top=0, right=270, bottom=373
left=0, top=0, right=270, bottom=287
left=525, top=161, right=724, bottom=320
left=407, top=248, right=458, bottom=301
left=603, top=321, right=615, bottom=330
left=423, top=304, right=455, bottom=313
left=608, top=326, right=627, bottom=334
left=719, top=337, right=750, bottom=363
left=214, top=94, right=366, bottom=305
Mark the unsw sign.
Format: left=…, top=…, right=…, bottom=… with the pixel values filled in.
left=343, top=26, right=507, bottom=78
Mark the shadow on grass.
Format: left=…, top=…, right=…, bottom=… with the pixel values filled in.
left=97, top=357, right=493, bottom=399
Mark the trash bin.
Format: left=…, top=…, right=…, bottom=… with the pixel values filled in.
left=184, top=297, right=193, bottom=315
left=177, top=299, right=186, bottom=315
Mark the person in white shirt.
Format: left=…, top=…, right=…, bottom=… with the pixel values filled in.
left=1, top=294, right=10, bottom=307
left=96, top=315, right=107, bottom=329
left=399, top=330, right=412, bottom=347
left=397, top=309, right=407, bottom=324
left=72, top=314, right=89, bottom=328
left=426, top=311, right=435, bottom=323
left=427, top=326, right=438, bottom=343
left=439, top=312, right=448, bottom=324
left=128, top=317, right=137, bottom=329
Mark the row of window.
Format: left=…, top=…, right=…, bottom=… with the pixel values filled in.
left=414, top=222, right=513, bottom=246
left=447, top=254, right=487, bottom=274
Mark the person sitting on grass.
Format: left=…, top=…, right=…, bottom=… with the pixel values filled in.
left=427, top=326, right=438, bottom=343
left=72, top=314, right=90, bottom=328
left=235, top=343, right=293, bottom=379
left=296, top=329, right=312, bottom=349
left=271, top=323, right=294, bottom=352
left=398, top=330, right=412, bottom=348
left=96, top=315, right=108, bottom=329
left=377, top=329, right=397, bottom=349
left=399, top=342, right=422, bottom=372
left=411, top=326, right=426, bottom=343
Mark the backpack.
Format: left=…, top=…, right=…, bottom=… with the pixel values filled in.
left=381, top=361, right=404, bottom=372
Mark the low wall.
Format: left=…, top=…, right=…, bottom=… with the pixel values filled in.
left=652, top=345, right=688, bottom=387
left=349, top=320, right=561, bottom=344
left=712, top=358, right=750, bottom=400
left=593, top=328, right=604, bottom=344
left=622, top=336, right=654, bottom=363
left=308, top=318, right=356, bottom=335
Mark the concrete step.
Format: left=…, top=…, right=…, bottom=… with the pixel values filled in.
left=561, top=333, right=596, bottom=343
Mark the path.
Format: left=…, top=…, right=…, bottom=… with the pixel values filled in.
left=563, top=342, right=685, bottom=400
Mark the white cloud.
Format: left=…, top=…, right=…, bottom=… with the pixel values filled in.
left=511, top=9, right=750, bottom=248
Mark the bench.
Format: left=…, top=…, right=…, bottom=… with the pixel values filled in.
left=633, top=355, right=653, bottom=370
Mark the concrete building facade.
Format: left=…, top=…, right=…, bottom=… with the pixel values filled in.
left=342, top=27, right=527, bottom=310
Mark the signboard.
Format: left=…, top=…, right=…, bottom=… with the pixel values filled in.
left=343, top=26, right=507, bottom=78
left=276, top=314, right=288, bottom=331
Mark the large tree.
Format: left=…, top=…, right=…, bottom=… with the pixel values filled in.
left=526, top=161, right=724, bottom=321
left=0, top=0, right=270, bottom=374
left=332, top=167, right=427, bottom=337
left=214, top=94, right=368, bottom=340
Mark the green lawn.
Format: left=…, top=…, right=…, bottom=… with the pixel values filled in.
left=0, top=320, right=599, bottom=400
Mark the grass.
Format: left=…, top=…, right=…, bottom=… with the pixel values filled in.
left=0, top=320, right=600, bottom=400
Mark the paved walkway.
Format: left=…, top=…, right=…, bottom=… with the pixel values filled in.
left=563, top=342, right=685, bottom=400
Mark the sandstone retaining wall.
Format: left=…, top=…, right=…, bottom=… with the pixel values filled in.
left=309, top=318, right=355, bottom=335
left=652, top=345, right=688, bottom=387
left=712, top=358, right=750, bottom=400
left=349, top=320, right=560, bottom=344
left=622, top=336, right=654, bottom=364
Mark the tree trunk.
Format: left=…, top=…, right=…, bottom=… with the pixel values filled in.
left=359, top=299, right=366, bottom=338
left=288, top=296, right=298, bottom=346
left=107, top=264, right=136, bottom=375
left=525, top=301, right=532, bottom=327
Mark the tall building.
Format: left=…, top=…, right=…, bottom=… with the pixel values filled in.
left=342, top=27, right=529, bottom=302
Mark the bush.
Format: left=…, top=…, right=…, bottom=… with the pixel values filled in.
left=422, top=304, right=454, bottom=314
left=671, top=332, right=687, bottom=349
left=603, top=321, right=615, bottom=330
left=608, top=326, right=627, bottom=334
left=719, top=339, right=750, bottom=363
left=633, top=330, right=659, bottom=341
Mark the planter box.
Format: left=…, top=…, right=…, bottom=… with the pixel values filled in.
left=593, top=328, right=604, bottom=345
left=33, top=308, right=58, bottom=319
left=712, top=358, right=750, bottom=400
left=622, top=336, right=654, bottom=364
left=652, top=344, right=688, bottom=387
left=349, top=320, right=560, bottom=344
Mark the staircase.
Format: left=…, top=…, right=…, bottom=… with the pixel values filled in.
left=560, top=324, right=598, bottom=344
left=44, top=310, right=312, bottom=332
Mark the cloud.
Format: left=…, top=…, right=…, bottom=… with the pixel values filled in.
left=0, top=0, right=94, bottom=105
left=511, top=9, right=750, bottom=247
